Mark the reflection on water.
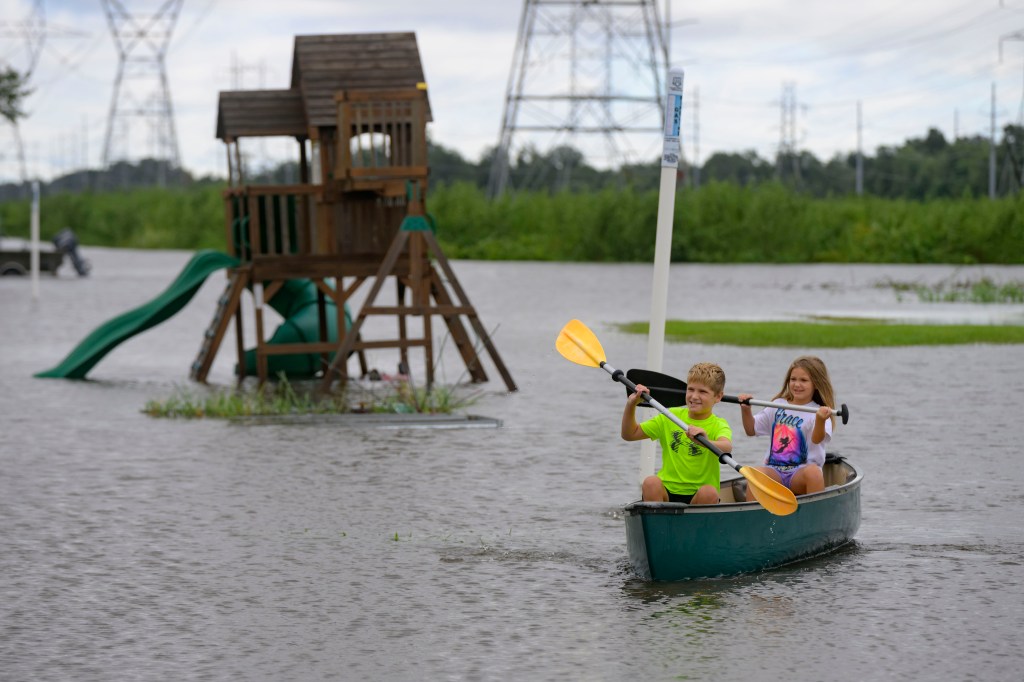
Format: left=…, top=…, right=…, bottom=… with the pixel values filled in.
left=2, top=249, right=1024, bottom=680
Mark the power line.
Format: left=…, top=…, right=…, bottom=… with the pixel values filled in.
left=100, top=0, right=183, bottom=177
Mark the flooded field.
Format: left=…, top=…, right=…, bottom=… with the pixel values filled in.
left=2, top=249, right=1023, bottom=680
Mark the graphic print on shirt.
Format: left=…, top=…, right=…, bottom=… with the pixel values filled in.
left=766, top=410, right=807, bottom=467
left=670, top=430, right=702, bottom=457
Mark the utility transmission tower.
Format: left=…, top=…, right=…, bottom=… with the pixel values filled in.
left=488, top=0, right=669, bottom=196
left=0, top=0, right=47, bottom=183
left=999, top=30, right=1024, bottom=192
left=1000, top=30, right=1024, bottom=122
left=776, top=81, right=802, bottom=185
left=101, top=0, right=183, bottom=176
left=0, top=0, right=47, bottom=76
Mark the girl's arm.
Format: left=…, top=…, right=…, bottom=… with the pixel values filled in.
left=811, top=405, right=831, bottom=444
left=737, top=393, right=756, bottom=436
left=621, top=384, right=648, bottom=441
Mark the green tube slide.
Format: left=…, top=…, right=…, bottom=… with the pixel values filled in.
left=36, top=249, right=350, bottom=380
left=242, top=278, right=352, bottom=378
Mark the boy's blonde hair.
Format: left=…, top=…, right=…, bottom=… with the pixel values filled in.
left=687, top=362, right=725, bottom=395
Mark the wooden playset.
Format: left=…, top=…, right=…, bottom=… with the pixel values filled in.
left=202, top=33, right=515, bottom=392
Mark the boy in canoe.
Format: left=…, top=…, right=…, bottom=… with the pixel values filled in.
left=620, top=362, right=733, bottom=504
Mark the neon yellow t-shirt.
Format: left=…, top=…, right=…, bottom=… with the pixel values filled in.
left=640, top=408, right=732, bottom=495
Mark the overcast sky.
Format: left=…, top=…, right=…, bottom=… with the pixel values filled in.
left=3, top=0, right=1024, bottom=183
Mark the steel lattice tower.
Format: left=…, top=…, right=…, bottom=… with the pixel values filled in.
left=488, top=0, right=668, bottom=196
left=100, top=0, right=182, bottom=171
left=776, top=81, right=801, bottom=184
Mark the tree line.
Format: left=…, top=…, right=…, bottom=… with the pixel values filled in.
left=424, top=125, right=1024, bottom=201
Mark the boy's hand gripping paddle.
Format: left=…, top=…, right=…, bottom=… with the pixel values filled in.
left=556, top=319, right=797, bottom=517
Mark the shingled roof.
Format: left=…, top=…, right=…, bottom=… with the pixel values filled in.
left=216, top=89, right=307, bottom=141
left=290, top=32, right=432, bottom=127
left=216, top=32, right=432, bottom=141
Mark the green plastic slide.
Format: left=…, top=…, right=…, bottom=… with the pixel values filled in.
left=240, top=278, right=353, bottom=378
left=36, top=250, right=241, bottom=379
left=36, top=249, right=353, bottom=381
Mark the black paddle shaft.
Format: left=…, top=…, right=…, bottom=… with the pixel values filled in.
left=605, top=363, right=733, bottom=466
left=625, top=367, right=850, bottom=425
left=624, top=367, right=745, bottom=407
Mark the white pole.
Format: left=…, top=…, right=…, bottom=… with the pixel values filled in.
left=640, top=68, right=684, bottom=485
left=30, top=181, right=40, bottom=301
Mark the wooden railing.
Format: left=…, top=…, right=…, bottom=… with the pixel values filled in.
left=334, top=88, right=428, bottom=194
left=222, top=184, right=323, bottom=261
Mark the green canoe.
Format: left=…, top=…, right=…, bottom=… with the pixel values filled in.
left=624, top=454, right=862, bottom=581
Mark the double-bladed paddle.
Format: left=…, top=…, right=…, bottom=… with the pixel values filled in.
left=624, top=368, right=850, bottom=424
left=556, top=319, right=797, bottom=517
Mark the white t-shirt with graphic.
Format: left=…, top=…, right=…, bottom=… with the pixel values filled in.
left=752, top=398, right=832, bottom=468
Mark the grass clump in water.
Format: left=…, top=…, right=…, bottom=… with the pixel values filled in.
left=356, top=380, right=469, bottom=415
left=880, top=277, right=1024, bottom=303
left=617, top=319, right=1024, bottom=348
left=143, top=374, right=479, bottom=419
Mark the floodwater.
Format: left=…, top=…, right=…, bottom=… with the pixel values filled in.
left=2, top=249, right=1024, bottom=680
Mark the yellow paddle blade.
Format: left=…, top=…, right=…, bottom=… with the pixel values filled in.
left=556, top=319, right=606, bottom=368
left=740, top=466, right=798, bottom=516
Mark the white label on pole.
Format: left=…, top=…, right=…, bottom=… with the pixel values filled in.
left=661, top=70, right=684, bottom=168
left=254, top=283, right=264, bottom=310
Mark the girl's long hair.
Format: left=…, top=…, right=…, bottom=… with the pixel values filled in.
left=774, top=356, right=836, bottom=426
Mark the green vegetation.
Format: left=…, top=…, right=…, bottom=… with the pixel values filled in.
left=352, top=377, right=478, bottom=415
left=430, top=181, right=1024, bottom=263
left=881, top=277, right=1024, bottom=303
left=1, top=185, right=226, bottom=250
left=3, top=126, right=1024, bottom=263
left=142, top=376, right=477, bottom=419
left=3, top=180, right=1023, bottom=263
left=617, top=319, right=1024, bottom=348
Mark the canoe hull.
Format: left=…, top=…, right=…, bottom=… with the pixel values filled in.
left=624, top=458, right=861, bottom=581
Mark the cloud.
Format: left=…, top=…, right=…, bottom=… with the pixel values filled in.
left=2, top=0, right=1023, bottom=182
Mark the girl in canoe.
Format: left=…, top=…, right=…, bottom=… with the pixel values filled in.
left=738, top=356, right=837, bottom=498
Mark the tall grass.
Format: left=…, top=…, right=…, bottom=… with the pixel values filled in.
left=4, top=181, right=1024, bottom=264
left=881, top=277, right=1024, bottom=303
left=143, top=375, right=478, bottom=419
left=429, top=181, right=1024, bottom=264
left=1, top=186, right=226, bottom=250
left=618, top=320, right=1024, bottom=347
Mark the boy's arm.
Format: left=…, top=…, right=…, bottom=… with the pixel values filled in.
left=687, top=425, right=732, bottom=454
left=710, top=435, right=732, bottom=454
left=621, top=385, right=649, bottom=441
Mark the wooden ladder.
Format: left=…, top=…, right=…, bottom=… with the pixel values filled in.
left=190, top=268, right=249, bottom=383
